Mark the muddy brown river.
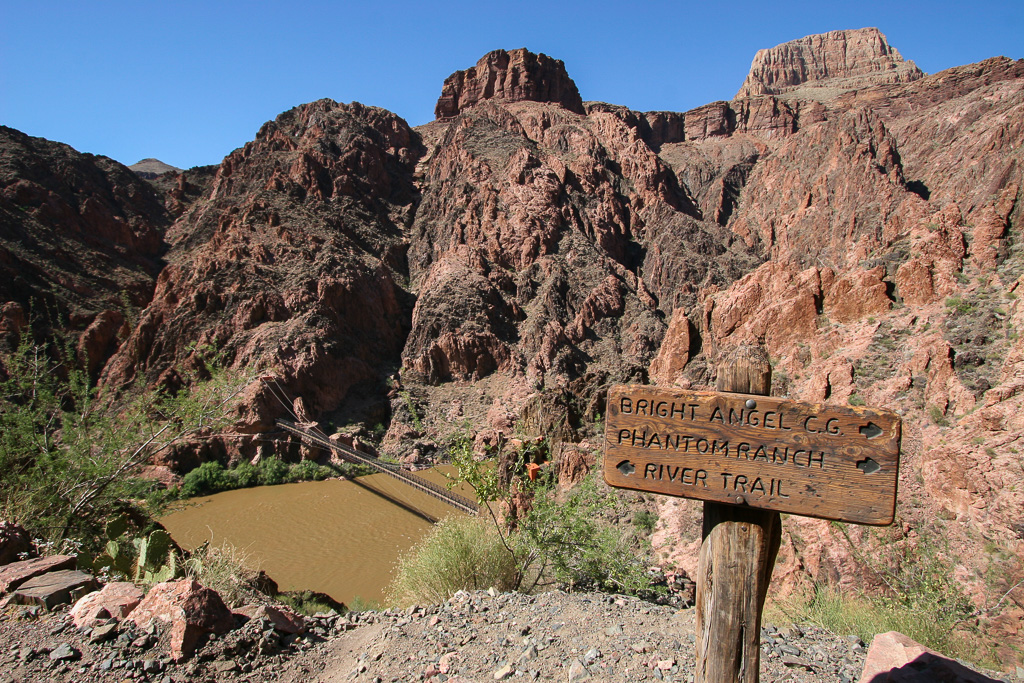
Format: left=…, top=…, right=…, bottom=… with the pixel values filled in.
left=160, top=468, right=469, bottom=607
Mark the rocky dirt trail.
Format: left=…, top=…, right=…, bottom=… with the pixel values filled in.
left=5, top=587, right=1004, bottom=683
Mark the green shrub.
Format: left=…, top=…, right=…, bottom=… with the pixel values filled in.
left=388, top=516, right=521, bottom=605
left=231, top=461, right=259, bottom=488
left=791, top=585, right=988, bottom=667
left=442, top=432, right=656, bottom=598
left=517, top=476, right=654, bottom=595
left=633, top=510, right=658, bottom=533
left=287, top=459, right=331, bottom=483
left=776, top=523, right=998, bottom=668
left=257, top=457, right=289, bottom=486
left=928, top=404, right=950, bottom=427
left=180, top=462, right=231, bottom=497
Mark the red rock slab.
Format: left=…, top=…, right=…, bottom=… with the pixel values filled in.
left=127, top=579, right=235, bottom=662
left=10, top=569, right=97, bottom=610
left=70, top=581, right=145, bottom=628
left=859, top=631, right=999, bottom=683
left=0, top=555, right=76, bottom=593
left=235, top=604, right=306, bottom=634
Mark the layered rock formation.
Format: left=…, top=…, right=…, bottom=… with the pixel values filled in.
left=735, top=27, right=924, bottom=99
left=435, top=48, right=585, bottom=118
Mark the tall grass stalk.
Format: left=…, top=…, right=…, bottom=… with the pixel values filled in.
left=182, top=541, right=261, bottom=608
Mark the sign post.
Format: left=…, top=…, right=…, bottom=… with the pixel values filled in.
left=603, top=345, right=902, bottom=683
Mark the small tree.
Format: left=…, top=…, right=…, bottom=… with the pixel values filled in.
left=441, top=432, right=654, bottom=597
left=0, top=336, right=251, bottom=545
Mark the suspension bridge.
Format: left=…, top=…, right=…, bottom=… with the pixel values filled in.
left=275, top=419, right=479, bottom=516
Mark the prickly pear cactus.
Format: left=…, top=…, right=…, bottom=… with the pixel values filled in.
left=134, top=530, right=171, bottom=580
left=134, top=530, right=181, bottom=584
left=88, top=536, right=135, bottom=578
left=141, top=551, right=179, bottom=584
left=104, top=515, right=129, bottom=541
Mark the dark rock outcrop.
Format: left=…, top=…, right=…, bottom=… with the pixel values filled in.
left=0, top=522, right=31, bottom=566
left=0, top=126, right=170, bottom=374
left=435, top=48, right=585, bottom=118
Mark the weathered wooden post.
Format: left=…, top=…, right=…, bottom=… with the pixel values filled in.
left=695, top=344, right=779, bottom=683
left=603, top=343, right=901, bottom=683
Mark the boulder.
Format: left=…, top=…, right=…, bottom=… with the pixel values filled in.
left=234, top=604, right=306, bottom=634
left=858, top=631, right=999, bottom=682
left=126, top=579, right=235, bottom=661
left=0, top=521, right=31, bottom=566
left=823, top=267, right=892, bottom=323
left=10, top=569, right=97, bottom=610
left=0, top=555, right=76, bottom=593
left=70, top=581, right=145, bottom=628
left=649, top=308, right=694, bottom=385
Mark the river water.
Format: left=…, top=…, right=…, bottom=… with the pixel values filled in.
left=160, top=467, right=469, bottom=607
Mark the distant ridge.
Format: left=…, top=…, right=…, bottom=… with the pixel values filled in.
left=129, top=158, right=181, bottom=179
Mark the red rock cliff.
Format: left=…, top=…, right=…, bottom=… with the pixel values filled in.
left=435, top=48, right=586, bottom=118
left=735, top=27, right=924, bottom=99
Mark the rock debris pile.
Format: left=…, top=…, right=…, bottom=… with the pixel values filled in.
left=2, top=587, right=877, bottom=683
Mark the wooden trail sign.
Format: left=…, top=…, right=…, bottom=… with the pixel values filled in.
left=603, top=385, right=901, bottom=525
left=603, top=344, right=903, bottom=683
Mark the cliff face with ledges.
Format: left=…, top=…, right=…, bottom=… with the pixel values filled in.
left=100, top=100, right=423, bottom=463
left=0, top=127, right=170, bottom=378
left=735, top=27, right=924, bottom=99
left=435, top=49, right=586, bottom=118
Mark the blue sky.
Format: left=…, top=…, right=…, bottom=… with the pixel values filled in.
left=2, top=0, right=1020, bottom=170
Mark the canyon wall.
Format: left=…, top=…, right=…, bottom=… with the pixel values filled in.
left=1, top=29, right=1021, bottom=660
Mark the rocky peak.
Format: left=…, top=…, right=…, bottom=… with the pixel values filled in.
left=434, top=48, right=585, bottom=118
left=129, top=158, right=182, bottom=179
left=734, top=27, right=924, bottom=99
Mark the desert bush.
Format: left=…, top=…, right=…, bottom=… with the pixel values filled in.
left=436, top=433, right=657, bottom=599
left=232, top=460, right=259, bottom=488
left=180, top=462, right=232, bottom=497
left=633, top=509, right=659, bottom=533
left=182, top=541, right=261, bottom=608
left=388, top=516, right=521, bottom=605
left=286, top=459, right=332, bottom=482
left=256, top=457, right=290, bottom=486
left=517, top=475, right=654, bottom=595
left=0, top=335, right=249, bottom=545
left=785, top=585, right=988, bottom=667
left=775, top=525, right=996, bottom=668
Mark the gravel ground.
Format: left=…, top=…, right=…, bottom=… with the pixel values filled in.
left=1, top=589, right=1017, bottom=682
